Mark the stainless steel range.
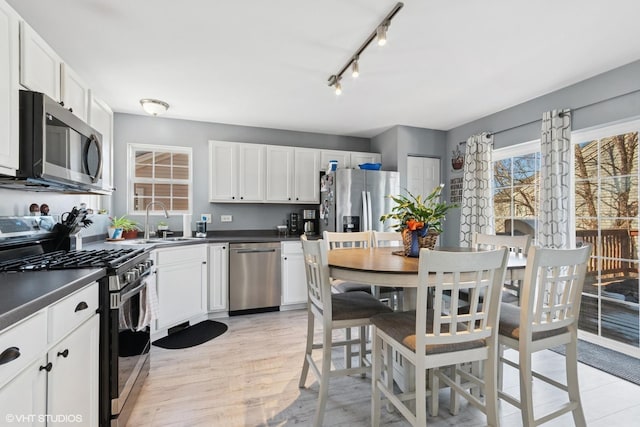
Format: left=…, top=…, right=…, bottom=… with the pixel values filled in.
left=0, top=215, right=153, bottom=427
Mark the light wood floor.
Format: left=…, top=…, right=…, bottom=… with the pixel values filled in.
left=128, top=310, right=640, bottom=426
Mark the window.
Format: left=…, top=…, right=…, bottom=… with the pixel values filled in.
left=128, top=144, right=192, bottom=214
left=572, top=119, right=640, bottom=350
left=492, top=141, right=541, bottom=240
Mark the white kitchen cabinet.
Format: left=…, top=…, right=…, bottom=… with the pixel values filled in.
left=19, top=21, right=61, bottom=102
left=209, top=140, right=265, bottom=202
left=88, top=92, right=114, bottom=192
left=0, top=282, right=99, bottom=426
left=0, top=0, right=19, bottom=176
left=407, top=156, right=440, bottom=198
left=155, top=245, right=208, bottom=331
left=293, top=148, right=320, bottom=203
left=320, top=150, right=351, bottom=171
left=281, top=241, right=307, bottom=307
left=47, top=315, right=99, bottom=427
left=265, top=145, right=295, bottom=202
left=350, top=151, right=381, bottom=168
left=208, top=243, right=229, bottom=313
left=60, top=63, right=89, bottom=121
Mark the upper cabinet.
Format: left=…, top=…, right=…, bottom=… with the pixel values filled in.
left=293, top=148, right=320, bottom=203
left=265, top=145, right=295, bottom=202
left=209, top=140, right=265, bottom=202
left=0, top=0, right=19, bottom=175
left=19, top=21, right=61, bottom=102
left=88, top=92, right=114, bottom=192
left=61, top=63, right=89, bottom=121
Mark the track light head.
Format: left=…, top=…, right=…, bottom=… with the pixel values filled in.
left=334, top=80, right=342, bottom=95
left=351, top=58, right=360, bottom=78
left=377, top=23, right=388, bottom=46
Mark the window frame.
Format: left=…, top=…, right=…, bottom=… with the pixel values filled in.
left=127, top=143, right=193, bottom=215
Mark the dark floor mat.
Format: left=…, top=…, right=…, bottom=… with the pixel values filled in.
left=550, top=339, right=640, bottom=385
left=152, top=320, right=228, bottom=349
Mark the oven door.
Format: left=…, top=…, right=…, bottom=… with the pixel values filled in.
left=110, top=273, right=151, bottom=416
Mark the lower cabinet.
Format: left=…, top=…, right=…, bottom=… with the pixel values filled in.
left=154, top=245, right=208, bottom=331
left=281, top=241, right=307, bottom=307
left=0, top=282, right=99, bottom=426
left=208, top=243, right=229, bottom=313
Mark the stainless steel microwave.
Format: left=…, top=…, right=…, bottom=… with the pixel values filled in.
left=13, top=90, right=104, bottom=192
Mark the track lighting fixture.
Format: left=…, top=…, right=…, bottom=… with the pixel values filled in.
left=351, top=57, right=360, bottom=78
left=327, top=2, right=403, bottom=95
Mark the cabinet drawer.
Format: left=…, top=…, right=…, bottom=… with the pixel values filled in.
left=156, top=245, right=205, bottom=266
left=0, top=310, right=46, bottom=388
left=281, top=241, right=302, bottom=255
left=48, top=282, right=98, bottom=343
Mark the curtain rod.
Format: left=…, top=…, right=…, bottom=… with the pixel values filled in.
left=486, top=87, right=640, bottom=138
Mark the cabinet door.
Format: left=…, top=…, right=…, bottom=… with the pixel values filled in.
left=265, top=145, right=294, bottom=202
left=320, top=150, right=350, bottom=171
left=47, top=315, right=99, bottom=427
left=0, top=1, right=19, bottom=175
left=60, top=63, right=89, bottom=121
left=407, top=156, right=440, bottom=198
left=294, top=148, right=320, bottom=203
left=281, top=243, right=307, bottom=306
left=208, top=244, right=229, bottom=312
left=156, top=246, right=207, bottom=329
left=238, top=144, right=265, bottom=202
left=209, top=141, right=237, bottom=201
left=350, top=152, right=381, bottom=168
left=19, top=21, right=61, bottom=101
left=0, top=357, right=46, bottom=426
left=88, top=93, right=114, bottom=192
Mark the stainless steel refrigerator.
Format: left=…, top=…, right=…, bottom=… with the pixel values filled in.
left=319, top=169, right=400, bottom=233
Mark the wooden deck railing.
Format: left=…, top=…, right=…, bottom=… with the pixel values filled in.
left=576, top=229, right=636, bottom=277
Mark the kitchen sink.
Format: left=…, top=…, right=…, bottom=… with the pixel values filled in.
left=108, top=237, right=203, bottom=245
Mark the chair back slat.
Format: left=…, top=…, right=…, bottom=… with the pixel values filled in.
left=301, top=236, right=332, bottom=315
left=372, top=231, right=402, bottom=247
left=473, top=233, right=531, bottom=255
left=415, top=248, right=508, bottom=347
left=323, top=231, right=372, bottom=250
left=522, top=245, right=591, bottom=334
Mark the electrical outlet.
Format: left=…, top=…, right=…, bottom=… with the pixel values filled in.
left=201, top=213, right=212, bottom=223
left=220, top=215, right=233, bottom=223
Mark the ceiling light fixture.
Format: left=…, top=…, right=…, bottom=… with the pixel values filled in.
left=327, top=2, right=403, bottom=95
left=140, top=98, right=169, bottom=116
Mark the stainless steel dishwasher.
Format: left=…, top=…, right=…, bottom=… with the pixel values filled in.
left=229, top=242, right=281, bottom=314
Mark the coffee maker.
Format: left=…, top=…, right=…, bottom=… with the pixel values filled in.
left=302, top=209, right=319, bottom=236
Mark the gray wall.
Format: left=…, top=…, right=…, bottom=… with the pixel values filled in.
left=112, top=114, right=371, bottom=231
left=442, top=59, right=640, bottom=246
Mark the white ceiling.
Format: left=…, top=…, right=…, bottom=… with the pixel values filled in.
left=7, top=0, right=640, bottom=138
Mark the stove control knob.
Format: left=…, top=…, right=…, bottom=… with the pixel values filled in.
left=136, top=263, right=147, bottom=274
left=144, top=259, right=154, bottom=269
left=126, top=269, right=139, bottom=282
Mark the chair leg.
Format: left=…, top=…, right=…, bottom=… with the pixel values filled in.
left=566, top=339, right=586, bottom=427
left=430, top=368, right=440, bottom=416
left=416, top=359, right=427, bottom=426
left=371, top=330, right=383, bottom=427
left=518, top=348, right=536, bottom=427
left=484, top=346, right=500, bottom=427
left=313, top=323, right=333, bottom=427
left=345, top=328, right=353, bottom=369
left=299, top=309, right=314, bottom=388
left=360, top=326, right=367, bottom=377
left=448, top=366, right=459, bottom=415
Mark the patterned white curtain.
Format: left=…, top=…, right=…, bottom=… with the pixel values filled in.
left=459, top=132, right=494, bottom=246
left=539, top=109, right=572, bottom=248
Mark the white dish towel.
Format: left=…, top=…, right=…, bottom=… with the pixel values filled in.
left=137, top=275, right=159, bottom=331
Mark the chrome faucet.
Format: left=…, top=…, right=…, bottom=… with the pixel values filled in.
left=144, top=202, right=169, bottom=240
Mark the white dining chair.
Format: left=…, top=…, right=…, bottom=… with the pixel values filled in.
left=323, top=230, right=373, bottom=294
left=498, top=244, right=591, bottom=427
left=370, top=247, right=509, bottom=427
left=299, top=236, right=392, bottom=427
left=372, top=230, right=404, bottom=310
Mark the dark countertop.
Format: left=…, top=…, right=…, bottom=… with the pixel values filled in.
left=0, top=268, right=105, bottom=331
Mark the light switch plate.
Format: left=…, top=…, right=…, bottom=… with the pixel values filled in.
left=220, top=215, right=232, bottom=223
left=201, top=213, right=212, bottom=223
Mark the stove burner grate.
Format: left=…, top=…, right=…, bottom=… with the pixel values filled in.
left=0, top=248, right=143, bottom=272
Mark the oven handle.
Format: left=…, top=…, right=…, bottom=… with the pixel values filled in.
left=120, top=279, right=148, bottom=303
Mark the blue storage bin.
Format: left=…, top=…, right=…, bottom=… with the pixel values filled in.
left=358, top=163, right=382, bottom=170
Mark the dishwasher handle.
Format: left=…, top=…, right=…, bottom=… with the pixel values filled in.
left=234, top=248, right=278, bottom=254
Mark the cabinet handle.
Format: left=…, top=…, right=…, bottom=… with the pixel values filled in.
left=0, top=347, right=20, bottom=365
left=240, top=196, right=244, bottom=200
left=284, top=257, right=287, bottom=260
left=232, top=196, right=235, bottom=200
left=39, top=362, right=53, bottom=372
left=74, top=301, right=89, bottom=312
left=296, top=197, right=299, bottom=200
left=69, top=107, right=73, bottom=113
left=59, top=101, right=65, bottom=107
left=202, top=261, right=207, bottom=265
left=222, top=246, right=226, bottom=250
left=57, top=349, right=69, bottom=358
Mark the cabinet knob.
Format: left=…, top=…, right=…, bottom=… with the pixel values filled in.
left=283, top=257, right=287, bottom=260
left=68, top=107, right=73, bottom=113
left=240, top=196, right=244, bottom=200
left=39, top=362, right=53, bottom=372
left=288, top=198, right=291, bottom=200
left=232, top=196, right=235, bottom=200
left=296, top=197, right=299, bottom=200
left=0, top=347, right=20, bottom=365
left=57, top=349, right=69, bottom=358
left=59, top=101, right=65, bottom=107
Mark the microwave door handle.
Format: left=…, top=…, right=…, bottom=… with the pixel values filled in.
left=83, top=134, right=103, bottom=183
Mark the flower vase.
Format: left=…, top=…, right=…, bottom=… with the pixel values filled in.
left=402, top=228, right=429, bottom=257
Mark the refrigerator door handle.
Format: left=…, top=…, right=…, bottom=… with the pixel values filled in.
left=361, top=191, right=368, bottom=231
left=366, top=191, right=373, bottom=231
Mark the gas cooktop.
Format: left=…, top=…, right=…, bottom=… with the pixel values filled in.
left=0, top=248, right=144, bottom=272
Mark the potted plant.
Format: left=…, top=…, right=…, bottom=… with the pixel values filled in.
left=380, top=184, right=457, bottom=256
left=109, top=215, right=140, bottom=239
